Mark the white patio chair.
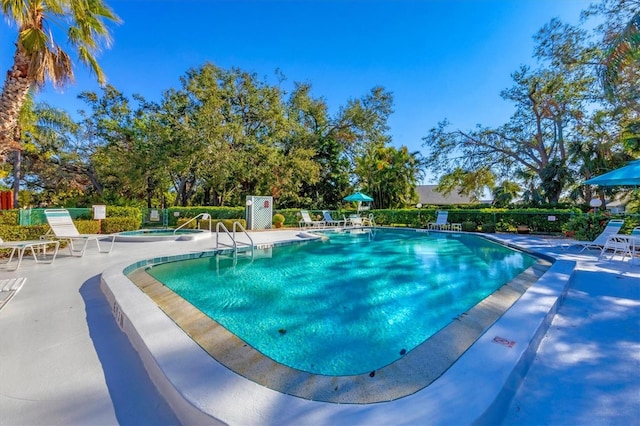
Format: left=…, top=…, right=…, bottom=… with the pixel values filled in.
left=562, top=219, right=624, bottom=252
left=0, top=277, right=27, bottom=310
left=44, top=209, right=116, bottom=257
left=0, top=237, right=59, bottom=270
left=298, top=210, right=325, bottom=228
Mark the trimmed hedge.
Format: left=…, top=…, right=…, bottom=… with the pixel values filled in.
left=284, top=208, right=578, bottom=233
left=0, top=224, right=49, bottom=240
left=167, top=207, right=245, bottom=226
left=0, top=210, right=18, bottom=226
left=176, top=217, right=247, bottom=230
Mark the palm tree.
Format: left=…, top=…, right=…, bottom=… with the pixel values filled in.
left=601, top=10, right=639, bottom=98
left=0, top=0, right=120, bottom=160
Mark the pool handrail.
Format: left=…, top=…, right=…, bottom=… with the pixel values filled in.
left=232, top=222, right=254, bottom=258
left=215, top=222, right=236, bottom=254
left=174, top=213, right=212, bottom=234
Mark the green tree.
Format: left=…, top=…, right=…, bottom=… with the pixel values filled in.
left=0, top=0, right=120, bottom=159
left=356, top=145, right=425, bottom=209
left=492, top=181, right=521, bottom=207
left=422, top=18, right=594, bottom=204
left=285, top=83, right=349, bottom=208
left=16, top=102, right=105, bottom=206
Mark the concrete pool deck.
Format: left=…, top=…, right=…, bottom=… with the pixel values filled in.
left=1, top=230, right=638, bottom=425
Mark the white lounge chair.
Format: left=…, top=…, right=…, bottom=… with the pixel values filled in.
left=299, top=210, right=325, bottom=228
left=363, top=213, right=375, bottom=226
left=346, top=214, right=375, bottom=227
left=0, top=277, right=27, bottom=310
left=0, top=237, right=59, bottom=270
left=428, top=210, right=450, bottom=230
left=599, top=226, right=640, bottom=263
left=44, top=209, right=116, bottom=257
left=322, top=210, right=345, bottom=226
left=562, top=219, right=624, bottom=252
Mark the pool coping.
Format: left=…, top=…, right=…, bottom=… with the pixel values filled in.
left=100, top=231, right=576, bottom=425
left=125, top=236, right=551, bottom=404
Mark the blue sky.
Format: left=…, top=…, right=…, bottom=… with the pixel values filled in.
left=1, top=0, right=591, bottom=183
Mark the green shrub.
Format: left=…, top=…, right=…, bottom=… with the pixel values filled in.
left=176, top=217, right=246, bottom=230
left=272, top=213, right=285, bottom=227
left=481, top=222, right=496, bottom=233
left=74, top=220, right=101, bottom=234
left=168, top=207, right=245, bottom=226
left=0, top=225, right=49, bottom=241
left=562, top=213, right=613, bottom=241
left=461, top=221, right=477, bottom=232
left=0, top=210, right=18, bottom=226
left=101, top=217, right=140, bottom=233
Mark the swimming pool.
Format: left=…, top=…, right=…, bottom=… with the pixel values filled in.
left=115, top=228, right=210, bottom=242
left=145, top=229, right=536, bottom=377
left=103, top=229, right=575, bottom=422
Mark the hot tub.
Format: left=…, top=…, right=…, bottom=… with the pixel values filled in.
left=115, top=228, right=211, bottom=242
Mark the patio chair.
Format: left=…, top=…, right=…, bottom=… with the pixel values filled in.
left=44, top=209, right=116, bottom=257
left=428, top=210, right=450, bottom=230
left=298, top=210, right=325, bottom=228
left=322, top=210, right=345, bottom=226
left=0, top=277, right=27, bottom=311
left=0, top=237, right=59, bottom=270
left=362, top=213, right=376, bottom=226
left=347, top=214, right=365, bottom=227
left=562, top=219, right=624, bottom=252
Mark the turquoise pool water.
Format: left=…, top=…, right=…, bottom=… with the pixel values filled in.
left=147, top=229, right=536, bottom=376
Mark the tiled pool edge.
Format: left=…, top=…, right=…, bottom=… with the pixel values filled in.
left=100, top=241, right=576, bottom=425
left=125, top=256, right=550, bottom=403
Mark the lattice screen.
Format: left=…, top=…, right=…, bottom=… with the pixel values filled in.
left=245, top=196, right=273, bottom=230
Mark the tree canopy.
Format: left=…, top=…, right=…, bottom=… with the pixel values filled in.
left=421, top=0, right=639, bottom=207
left=4, top=63, right=423, bottom=209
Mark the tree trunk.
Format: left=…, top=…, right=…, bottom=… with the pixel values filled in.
left=0, top=48, right=33, bottom=160
left=12, top=149, right=20, bottom=209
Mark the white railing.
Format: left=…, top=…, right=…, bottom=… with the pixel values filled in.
left=173, top=213, right=211, bottom=234
left=233, top=221, right=254, bottom=258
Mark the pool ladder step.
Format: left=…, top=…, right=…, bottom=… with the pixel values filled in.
left=215, top=222, right=255, bottom=259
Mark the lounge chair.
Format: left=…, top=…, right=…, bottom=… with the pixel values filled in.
left=0, top=237, right=59, bottom=270
left=562, top=219, right=624, bottom=252
left=599, top=226, right=640, bottom=263
left=347, top=214, right=375, bottom=227
left=299, top=210, right=325, bottom=228
left=362, top=213, right=375, bottom=226
left=322, top=210, right=346, bottom=226
left=44, top=209, right=116, bottom=257
left=0, top=277, right=27, bottom=310
left=428, top=210, right=450, bottom=230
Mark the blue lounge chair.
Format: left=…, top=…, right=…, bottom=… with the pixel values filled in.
left=322, top=211, right=345, bottom=226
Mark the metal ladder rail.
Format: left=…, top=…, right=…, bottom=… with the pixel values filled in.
left=233, top=221, right=255, bottom=258
left=174, top=213, right=212, bottom=234
left=215, top=222, right=237, bottom=256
